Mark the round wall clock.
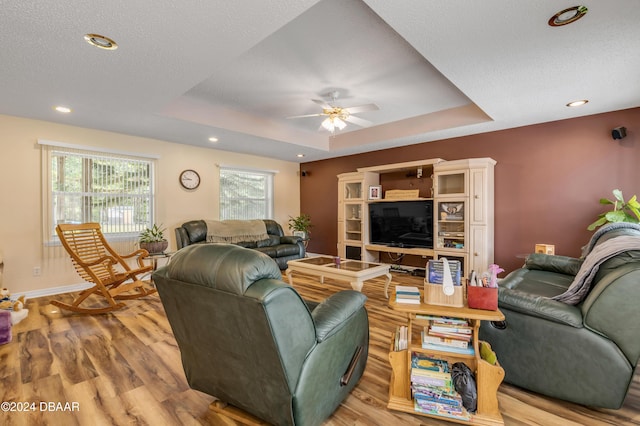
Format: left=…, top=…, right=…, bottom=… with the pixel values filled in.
left=179, top=169, right=200, bottom=189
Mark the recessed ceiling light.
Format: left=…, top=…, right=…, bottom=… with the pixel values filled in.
left=84, top=33, right=118, bottom=50
left=549, top=6, right=588, bottom=27
left=54, top=106, right=72, bottom=113
left=208, top=137, right=219, bottom=142
left=566, top=99, right=589, bottom=107
left=296, top=154, right=305, bottom=158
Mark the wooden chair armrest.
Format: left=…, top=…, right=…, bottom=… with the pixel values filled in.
left=121, top=249, right=150, bottom=268
left=77, top=256, right=117, bottom=268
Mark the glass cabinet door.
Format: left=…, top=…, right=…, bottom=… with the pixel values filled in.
left=344, top=181, right=363, bottom=200
left=344, top=202, right=362, bottom=242
left=435, top=171, right=467, bottom=197
left=436, top=200, right=466, bottom=250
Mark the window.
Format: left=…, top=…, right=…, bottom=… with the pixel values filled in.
left=219, top=167, right=274, bottom=220
left=40, top=141, right=156, bottom=244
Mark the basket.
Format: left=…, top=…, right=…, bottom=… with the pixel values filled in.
left=424, top=282, right=465, bottom=307
left=467, top=286, right=498, bottom=310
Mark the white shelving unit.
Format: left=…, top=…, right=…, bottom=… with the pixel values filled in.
left=337, top=158, right=495, bottom=279
left=337, top=171, right=379, bottom=261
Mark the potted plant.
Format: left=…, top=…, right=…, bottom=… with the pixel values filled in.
left=288, top=214, right=313, bottom=240
left=139, top=223, right=169, bottom=254
left=587, top=189, right=640, bottom=231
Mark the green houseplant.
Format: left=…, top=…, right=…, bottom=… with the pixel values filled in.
left=587, top=189, right=640, bottom=231
left=139, top=223, right=168, bottom=254
left=288, top=214, right=313, bottom=239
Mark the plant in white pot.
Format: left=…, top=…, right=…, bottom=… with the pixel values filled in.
left=139, top=224, right=168, bottom=254
left=288, top=214, right=313, bottom=240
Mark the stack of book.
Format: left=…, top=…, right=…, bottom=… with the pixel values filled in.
left=410, top=352, right=470, bottom=421
left=419, top=316, right=474, bottom=355
left=395, top=285, right=421, bottom=304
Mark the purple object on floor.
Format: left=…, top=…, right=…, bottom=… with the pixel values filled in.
left=0, top=310, right=11, bottom=345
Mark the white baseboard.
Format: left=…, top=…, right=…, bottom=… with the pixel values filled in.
left=20, top=282, right=93, bottom=301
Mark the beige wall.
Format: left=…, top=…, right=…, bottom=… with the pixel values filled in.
left=0, top=114, right=301, bottom=295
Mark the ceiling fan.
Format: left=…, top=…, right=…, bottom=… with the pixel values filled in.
left=288, top=91, right=379, bottom=133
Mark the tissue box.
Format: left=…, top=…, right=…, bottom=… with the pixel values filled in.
left=467, top=286, right=498, bottom=310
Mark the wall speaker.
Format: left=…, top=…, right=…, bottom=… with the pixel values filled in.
left=612, top=126, right=627, bottom=140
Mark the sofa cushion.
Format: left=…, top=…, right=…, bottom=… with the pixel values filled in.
left=256, top=246, right=278, bottom=258
left=276, top=244, right=302, bottom=257
left=500, top=268, right=573, bottom=298
left=260, top=236, right=279, bottom=248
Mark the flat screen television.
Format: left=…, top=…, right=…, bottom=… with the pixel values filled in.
left=368, top=200, right=433, bottom=248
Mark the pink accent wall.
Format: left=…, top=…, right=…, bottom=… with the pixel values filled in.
left=300, top=108, right=640, bottom=274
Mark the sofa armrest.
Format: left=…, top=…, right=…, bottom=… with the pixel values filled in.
left=311, top=291, right=367, bottom=342
left=280, top=235, right=301, bottom=244
left=525, top=253, right=583, bottom=276
left=498, top=287, right=583, bottom=328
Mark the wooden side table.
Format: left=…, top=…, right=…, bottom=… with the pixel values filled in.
left=387, top=291, right=506, bottom=425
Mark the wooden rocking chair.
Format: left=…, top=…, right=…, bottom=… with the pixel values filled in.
left=54, top=222, right=157, bottom=314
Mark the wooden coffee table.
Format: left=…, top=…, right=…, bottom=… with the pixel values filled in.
left=286, top=256, right=393, bottom=298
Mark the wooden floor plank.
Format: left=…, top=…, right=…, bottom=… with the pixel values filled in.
left=0, top=271, right=638, bottom=425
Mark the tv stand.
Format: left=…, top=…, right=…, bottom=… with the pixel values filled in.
left=338, top=158, right=495, bottom=278
left=365, top=244, right=434, bottom=257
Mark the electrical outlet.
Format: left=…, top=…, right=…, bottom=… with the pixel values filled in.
left=33, top=266, right=41, bottom=276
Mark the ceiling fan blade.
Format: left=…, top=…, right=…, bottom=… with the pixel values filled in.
left=311, top=99, right=332, bottom=109
left=344, top=103, right=379, bottom=114
left=287, top=113, right=324, bottom=119
left=345, top=115, right=373, bottom=128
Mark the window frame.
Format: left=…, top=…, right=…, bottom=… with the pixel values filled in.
left=219, top=166, right=276, bottom=220
left=39, top=140, right=158, bottom=245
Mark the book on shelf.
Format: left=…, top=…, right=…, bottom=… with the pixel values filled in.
left=423, top=330, right=469, bottom=349
left=410, top=352, right=453, bottom=390
left=422, top=340, right=475, bottom=356
left=396, top=285, right=421, bottom=293
left=409, top=353, right=469, bottom=419
left=395, top=285, right=421, bottom=304
left=411, top=352, right=450, bottom=372
left=414, top=399, right=471, bottom=421
left=427, top=259, right=461, bottom=285
left=427, top=329, right=472, bottom=342
left=429, top=323, right=473, bottom=335
left=415, top=315, right=469, bottom=325
left=394, top=325, right=408, bottom=351
left=413, top=388, right=463, bottom=407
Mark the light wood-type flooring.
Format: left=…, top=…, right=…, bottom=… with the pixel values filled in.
left=1, top=272, right=638, bottom=425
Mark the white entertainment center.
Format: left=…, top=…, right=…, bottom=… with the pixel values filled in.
left=337, top=158, right=495, bottom=279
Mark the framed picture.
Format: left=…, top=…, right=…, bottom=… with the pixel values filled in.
left=369, top=185, right=382, bottom=200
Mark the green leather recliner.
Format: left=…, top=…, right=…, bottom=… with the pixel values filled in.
left=479, top=224, right=640, bottom=408
left=153, top=244, right=369, bottom=425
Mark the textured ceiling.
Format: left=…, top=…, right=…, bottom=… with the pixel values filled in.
left=1, top=1, right=639, bottom=162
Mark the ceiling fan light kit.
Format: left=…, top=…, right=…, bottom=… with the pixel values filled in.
left=288, top=90, right=379, bottom=133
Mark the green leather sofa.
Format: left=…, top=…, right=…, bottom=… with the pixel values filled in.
left=174, top=219, right=305, bottom=269
left=479, top=224, right=640, bottom=408
left=153, top=244, right=369, bottom=425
